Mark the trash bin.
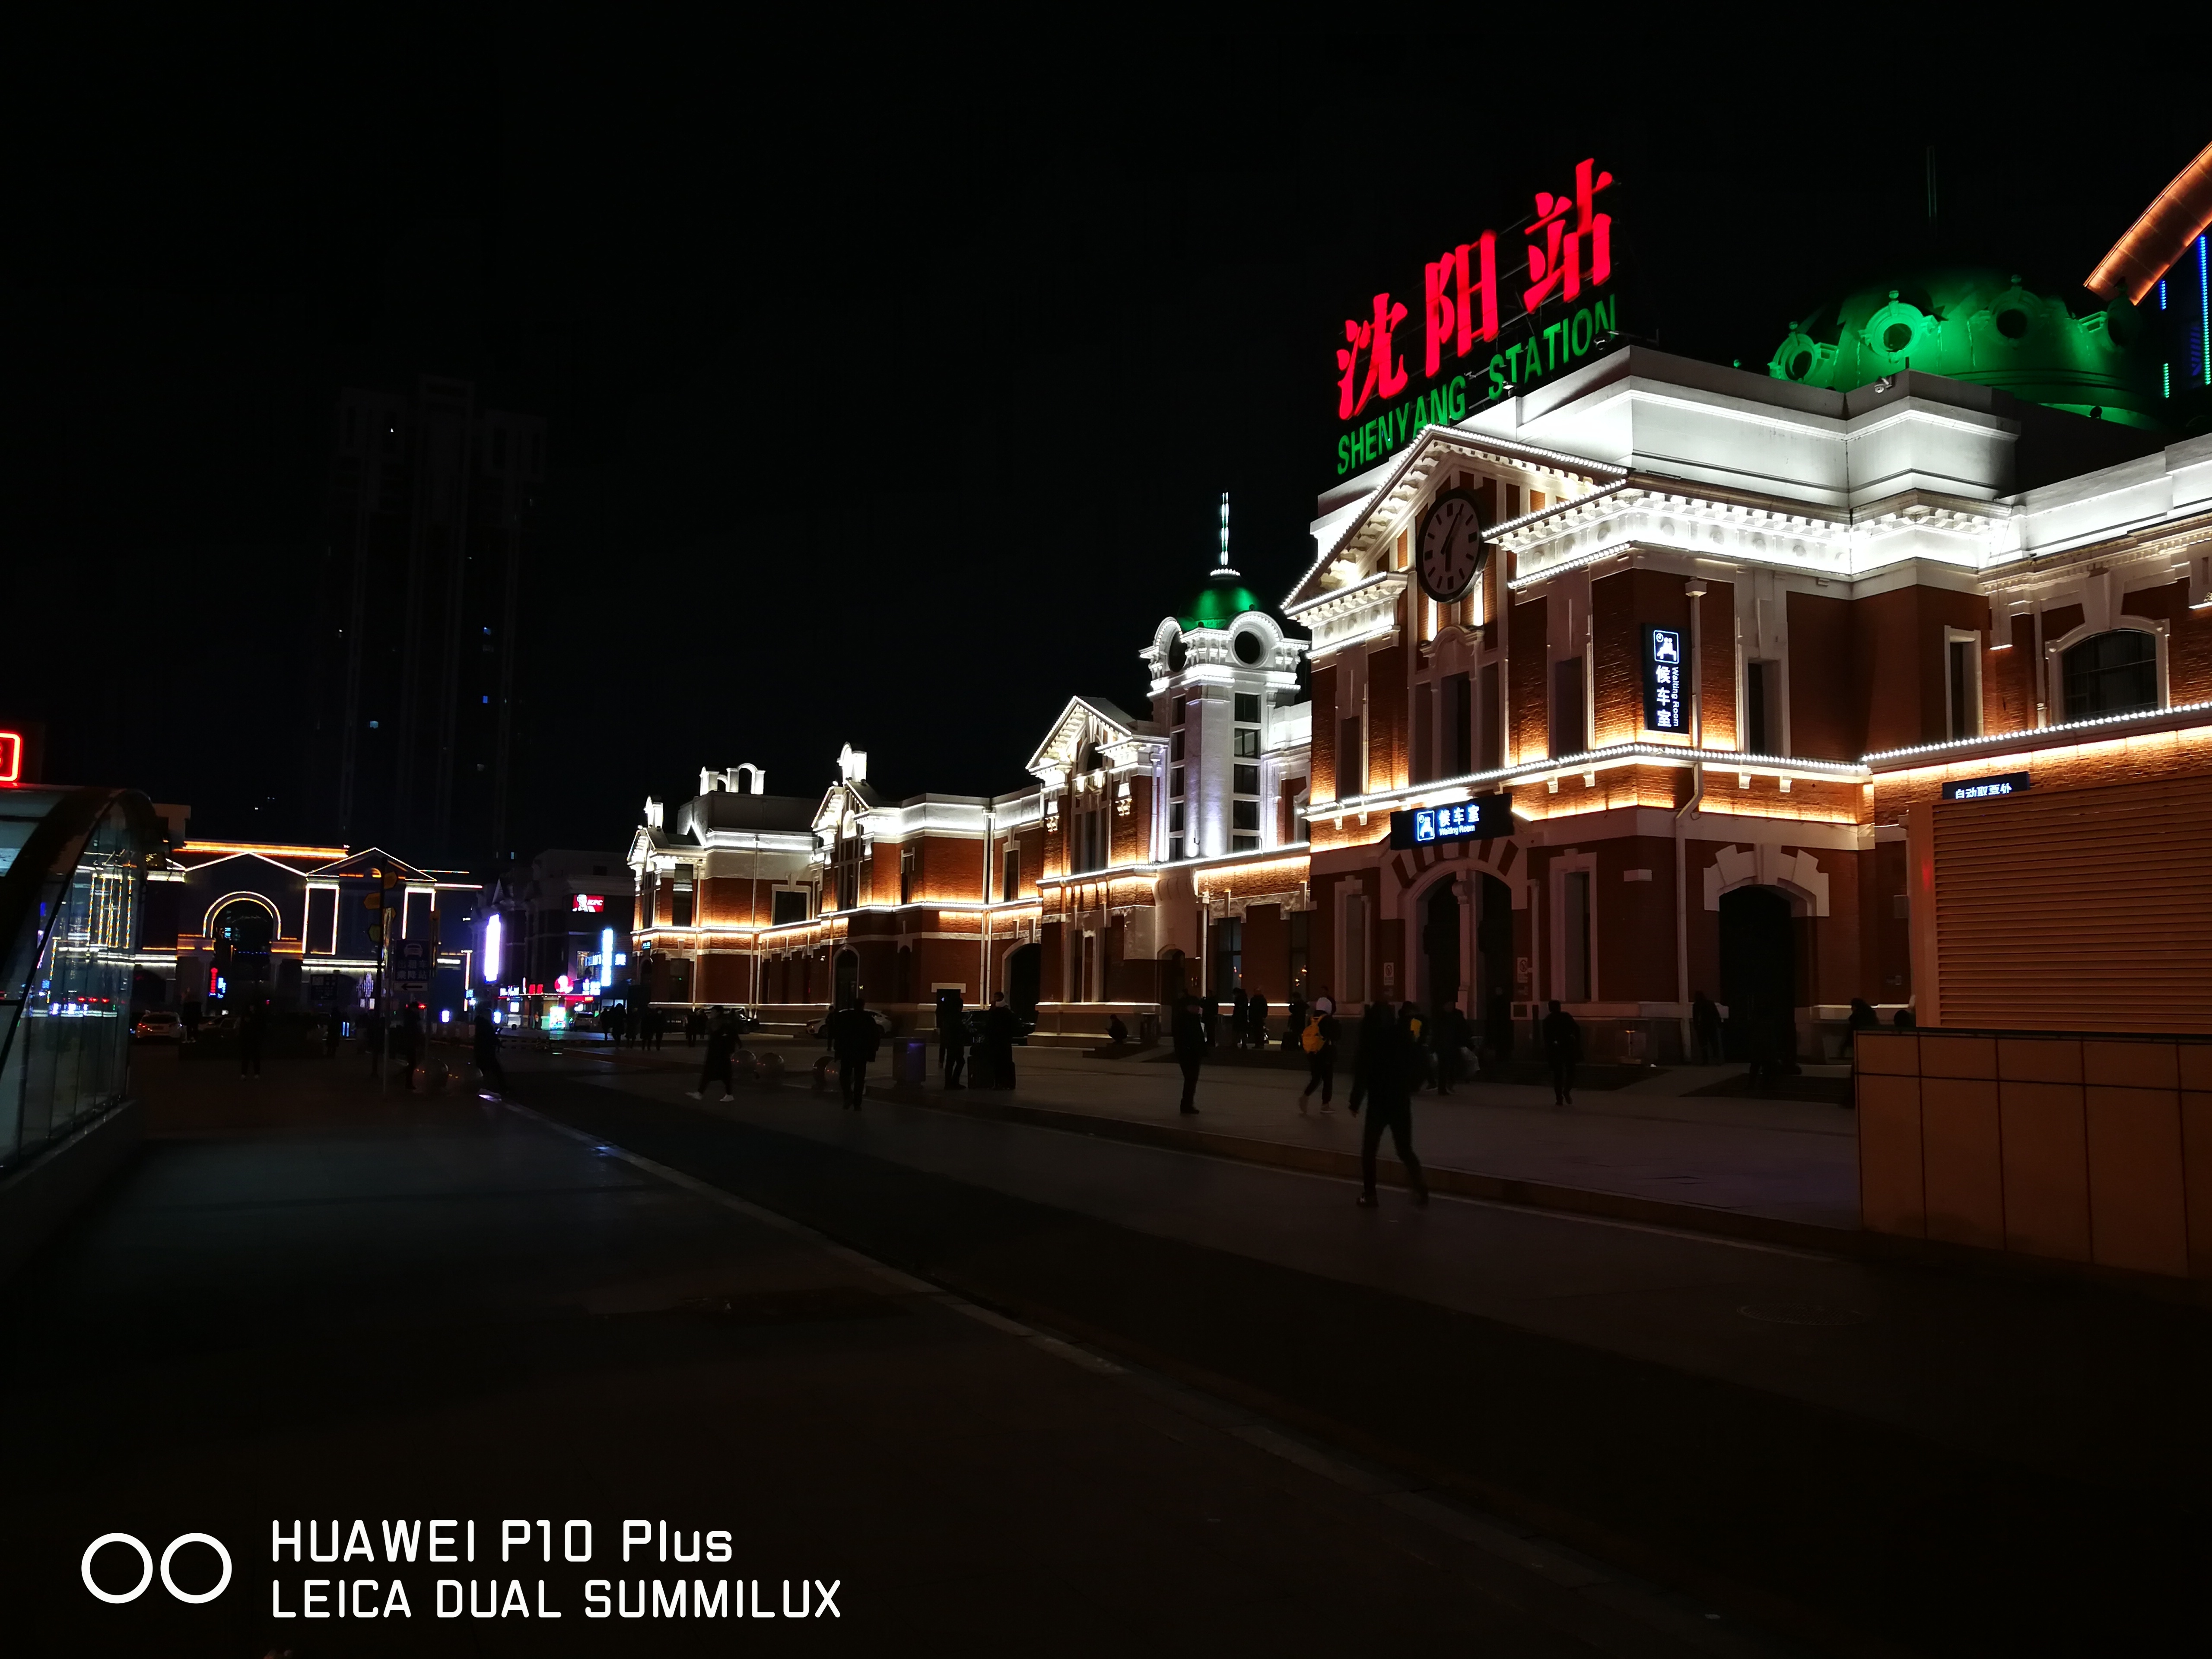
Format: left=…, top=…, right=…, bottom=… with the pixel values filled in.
left=1139, top=1011, right=1160, bottom=1046
left=892, top=1035, right=929, bottom=1086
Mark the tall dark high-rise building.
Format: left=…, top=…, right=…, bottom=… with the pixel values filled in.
left=315, top=377, right=545, bottom=865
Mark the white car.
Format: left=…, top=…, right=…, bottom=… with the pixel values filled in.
left=133, top=1011, right=182, bottom=1042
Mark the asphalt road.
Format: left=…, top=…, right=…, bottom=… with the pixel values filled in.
left=3, top=1044, right=2207, bottom=1655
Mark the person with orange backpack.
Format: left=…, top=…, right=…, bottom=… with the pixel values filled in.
left=1297, top=991, right=1339, bottom=1114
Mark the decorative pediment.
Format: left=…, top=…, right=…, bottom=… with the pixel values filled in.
left=1284, top=425, right=1623, bottom=613
left=1025, top=695, right=1147, bottom=782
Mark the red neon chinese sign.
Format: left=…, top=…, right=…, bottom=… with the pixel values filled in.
left=1334, top=159, right=1617, bottom=475
left=0, top=732, right=19, bottom=785
left=572, top=893, right=605, bottom=913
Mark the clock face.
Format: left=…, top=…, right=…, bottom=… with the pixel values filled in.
left=1416, top=487, right=1488, bottom=602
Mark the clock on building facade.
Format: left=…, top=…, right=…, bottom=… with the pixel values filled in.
left=1415, top=486, right=1487, bottom=602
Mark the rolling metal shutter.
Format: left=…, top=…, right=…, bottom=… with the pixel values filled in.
left=1933, top=773, right=2212, bottom=1031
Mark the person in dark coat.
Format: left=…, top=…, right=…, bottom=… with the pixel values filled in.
left=1247, top=992, right=1269, bottom=1050
left=687, top=1011, right=738, bottom=1103
left=982, top=992, right=1018, bottom=1089
left=324, top=1003, right=344, bottom=1059
left=1434, top=1004, right=1468, bottom=1095
left=361, top=1007, right=384, bottom=1078
left=1846, top=997, right=1878, bottom=1055
left=1350, top=995, right=1428, bottom=1207
left=828, top=997, right=878, bottom=1108
left=1691, top=991, right=1724, bottom=1065
left=1485, top=985, right=1514, bottom=1065
left=1172, top=996, right=1206, bottom=1114
left=238, top=996, right=267, bottom=1077
left=399, top=1002, right=422, bottom=1090
left=1229, top=987, right=1250, bottom=1050
left=1202, top=993, right=1220, bottom=1050
left=473, top=1006, right=507, bottom=1097
left=1891, top=1005, right=1915, bottom=1030
left=1298, top=992, right=1338, bottom=1112
left=1541, top=998, right=1581, bottom=1108
left=939, top=990, right=969, bottom=1089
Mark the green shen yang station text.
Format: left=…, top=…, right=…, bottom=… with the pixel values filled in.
left=1336, top=296, right=1618, bottom=477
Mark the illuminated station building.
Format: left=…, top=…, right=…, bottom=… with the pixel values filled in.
left=633, top=151, right=2212, bottom=1052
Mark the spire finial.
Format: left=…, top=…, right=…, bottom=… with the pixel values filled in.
left=1217, top=491, right=1230, bottom=568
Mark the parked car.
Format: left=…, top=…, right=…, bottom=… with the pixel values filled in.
left=133, top=1010, right=182, bottom=1042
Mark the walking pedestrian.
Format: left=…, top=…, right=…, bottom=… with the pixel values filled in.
left=982, top=992, right=1018, bottom=1090
left=1248, top=991, right=1269, bottom=1051
left=1541, top=998, right=1581, bottom=1108
left=1434, top=1004, right=1467, bottom=1095
left=1229, top=987, right=1249, bottom=1050
left=473, top=1006, right=508, bottom=1099
left=361, top=1007, right=383, bottom=1079
left=399, top=1002, right=422, bottom=1091
left=829, top=997, right=878, bottom=1108
left=238, top=996, right=266, bottom=1077
left=324, top=1002, right=343, bottom=1059
left=935, top=989, right=965, bottom=1081
left=1350, top=993, right=1428, bottom=1207
left=1691, top=990, right=1724, bottom=1064
left=942, top=997, right=969, bottom=1090
left=687, top=1011, right=739, bottom=1103
left=1298, top=991, right=1338, bottom=1112
left=1484, top=985, right=1514, bottom=1065
left=1172, top=995, right=1206, bottom=1114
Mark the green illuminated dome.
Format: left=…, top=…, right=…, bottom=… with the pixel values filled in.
left=1179, top=568, right=1262, bottom=630
left=1768, top=268, right=2165, bottom=430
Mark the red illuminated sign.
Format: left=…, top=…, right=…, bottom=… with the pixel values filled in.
left=1334, top=158, right=1618, bottom=477
left=572, top=894, right=605, bottom=913
left=0, top=731, right=19, bottom=785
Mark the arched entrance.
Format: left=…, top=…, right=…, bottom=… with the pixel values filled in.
left=833, top=948, right=859, bottom=1007
left=1005, top=942, right=1041, bottom=1020
left=1719, top=886, right=1794, bottom=1060
left=1473, top=872, right=1514, bottom=1046
left=209, top=897, right=274, bottom=1000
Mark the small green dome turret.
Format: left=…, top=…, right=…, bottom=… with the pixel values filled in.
left=1768, top=267, right=2165, bottom=430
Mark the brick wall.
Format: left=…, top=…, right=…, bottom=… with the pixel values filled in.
left=1311, top=662, right=1337, bottom=801
left=1698, top=582, right=1736, bottom=747
left=1591, top=569, right=1691, bottom=747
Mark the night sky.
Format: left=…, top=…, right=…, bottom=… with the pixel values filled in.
left=5, top=26, right=2204, bottom=864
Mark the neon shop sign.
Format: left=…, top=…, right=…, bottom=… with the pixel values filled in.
left=1334, top=158, right=1619, bottom=477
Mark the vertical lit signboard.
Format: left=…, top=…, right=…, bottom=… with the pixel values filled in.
left=1643, top=627, right=1685, bottom=733
left=0, top=731, right=20, bottom=784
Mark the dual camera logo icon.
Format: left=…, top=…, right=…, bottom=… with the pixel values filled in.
left=82, top=1533, right=232, bottom=1605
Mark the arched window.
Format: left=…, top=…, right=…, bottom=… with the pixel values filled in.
left=2061, top=629, right=2158, bottom=721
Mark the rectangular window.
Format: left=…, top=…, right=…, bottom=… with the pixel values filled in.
left=1170, top=766, right=1185, bottom=798
left=1212, top=918, right=1243, bottom=995
left=1171, top=728, right=1186, bottom=761
left=1169, top=836, right=1184, bottom=862
left=1234, top=692, right=1260, bottom=723
left=1231, top=801, right=1259, bottom=832
left=1947, top=638, right=1977, bottom=741
left=1173, top=696, right=1185, bottom=726
left=1446, top=672, right=1472, bottom=776
left=772, top=889, right=807, bottom=925
left=900, top=845, right=916, bottom=905
left=1549, top=656, right=1586, bottom=758
left=1745, top=660, right=1775, bottom=753
left=1287, top=910, right=1310, bottom=998
left=1233, top=763, right=1259, bottom=795
left=1478, top=662, right=1502, bottom=771
left=1339, top=716, right=1364, bottom=797
left=1233, top=834, right=1259, bottom=852
left=1562, top=871, right=1592, bottom=1001
left=1001, top=847, right=1020, bottom=901
left=1342, top=893, right=1367, bottom=1003
left=1412, top=682, right=1434, bottom=784
left=671, top=864, right=696, bottom=928
left=1169, top=802, right=1185, bottom=834
left=1233, top=728, right=1260, bottom=758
